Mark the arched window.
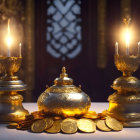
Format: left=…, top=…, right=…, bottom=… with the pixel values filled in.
left=46, top=0, right=82, bottom=60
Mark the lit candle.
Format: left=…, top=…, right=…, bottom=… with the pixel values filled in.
left=115, top=42, right=119, bottom=55
left=6, top=19, right=13, bottom=57
left=125, top=28, right=130, bottom=55
left=19, top=43, right=22, bottom=57
left=138, top=41, right=140, bottom=54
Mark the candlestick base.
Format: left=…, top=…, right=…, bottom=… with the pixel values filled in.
left=0, top=57, right=29, bottom=123
left=107, top=55, right=140, bottom=127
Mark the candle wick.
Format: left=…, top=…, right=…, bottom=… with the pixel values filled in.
left=115, top=42, right=119, bottom=55
left=138, top=41, right=140, bottom=55
left=19, top=43, right=22, bottom=57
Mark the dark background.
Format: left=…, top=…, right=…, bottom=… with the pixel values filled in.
left=34, top=0, right=140, bottom=102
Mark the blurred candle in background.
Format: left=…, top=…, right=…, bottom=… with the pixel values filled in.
left=138, top=41, right=140, bottom=55
left=19, top=43, right=22, bottom=57
left=115, top=42, right=119, bottom=55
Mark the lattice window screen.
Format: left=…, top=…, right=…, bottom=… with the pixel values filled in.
left=46, top=0, right=82, bottom=60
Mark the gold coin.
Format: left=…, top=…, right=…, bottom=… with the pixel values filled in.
left=17, top=120, right=31, bottom=130
left=96, top=120, right=111, bottom=132
left=45, top=120, right=61, bottom=133
left=98, top=110, right=108, bottom=120
left=25, top=114, right=34, bottom=120
left=33, top=115, right=44, bottom=120
left=7, top=123, right=18, bottom=129
left=105, top=117, right=123, bottom=131
left=83, top=111, right=99, bottom=119
left=53, top=116, right=62, bottom=120
left=83, top=114, right=99, bottom=119
left=31, top=119, right=47, bottom=133
left=31, top=111, right=44, bottom=116
left=61, top=118, right=77, bottom=134
left=31, top=111, right=45, bottom=120
left=77, top=118, right=96, bottom=133
left=86, top=111, right=97, bottom=115
left=102, top=110, right=108, bottom=115
left=94, top=119, right=100, bottom=124
left=43, top=118, right=53, bottom=129
left=17, top=126, right=30, bottom=130
left=18, top=120, right=33, bottom=129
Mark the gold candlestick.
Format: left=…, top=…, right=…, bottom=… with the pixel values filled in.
left=0, top=56, right=29, bottom=123
left=107, top=54, right=140, bottom=127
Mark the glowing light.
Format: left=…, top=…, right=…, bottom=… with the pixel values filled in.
left=122, top=28, right=132, bottom=55
left=124, top=28, right=131, bottom=47
left=6, top=36, right=13, bottom=47
left=6, top=19, right=13, bottom=47
left=5, top=19, right=14, bottom=57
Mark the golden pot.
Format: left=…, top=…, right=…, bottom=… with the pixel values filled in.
left=37, top=67, right=91, bottom=117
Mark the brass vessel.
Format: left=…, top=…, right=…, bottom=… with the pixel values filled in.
left=108, top=55, right=140, bottom=127
left=0, top=57, right=29, bottom=122
left=37, top=67, right=91, bottom=117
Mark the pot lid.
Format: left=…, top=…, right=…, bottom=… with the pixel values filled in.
left=54, top=67, right=73, bottom=86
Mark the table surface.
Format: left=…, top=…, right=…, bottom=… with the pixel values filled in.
left=0, top=102, right=140, bottom=140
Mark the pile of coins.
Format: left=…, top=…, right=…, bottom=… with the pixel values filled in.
left=7, top=110, right=123, bottom=134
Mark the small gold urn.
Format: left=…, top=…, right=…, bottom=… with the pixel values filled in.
left=37, top=67, right=91, bottom=117
left=108, top=55, right=140, bottom=127
left=0, top=57, right=29, bottom=122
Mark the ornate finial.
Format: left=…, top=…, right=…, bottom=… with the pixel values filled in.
left=60, top=66, right=68, bottom=78
left=54, top=67, right=73, bottom=85
left=62, top=66, right=66, bottom=73
left=123, top=18, right=131, bottom=26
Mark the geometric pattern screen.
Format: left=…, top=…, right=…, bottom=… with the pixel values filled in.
left=46, top=0, right=82, bottom=60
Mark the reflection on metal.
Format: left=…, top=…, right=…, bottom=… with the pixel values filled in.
left=97, top=0, right=107, bottom=69
left=108, top=55, right=140, bottom=127
left=46, top=0, right=82, bottom=61
left=24, top=0, right=35, bottom=101
left=121, top=0, right=131, bottom=19
left=37, top=67, right=91, bottom=117
left=0, top=57, right=29, bottom=122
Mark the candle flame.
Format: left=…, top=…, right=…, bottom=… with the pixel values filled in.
left=115, top=42, right=118, bottom=46
left=124, top=28, right=130, bottom=47
left=6, top=19, right=13, bottom=48
left=138, top=42, right=140, bottom=46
